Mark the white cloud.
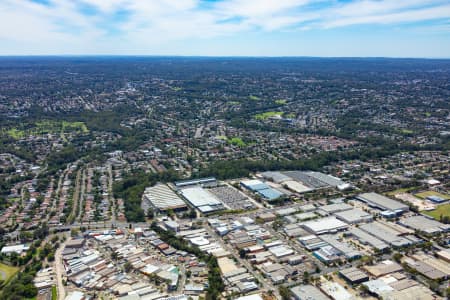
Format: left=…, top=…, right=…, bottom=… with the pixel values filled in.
left=0, top=0, right=449, bottom=54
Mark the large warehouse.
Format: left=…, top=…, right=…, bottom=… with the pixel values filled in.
left=180, top=186, right=225, bottom=214
left=240, top=179, right=284, bottom=201
left=334, top=208, right=373, bottom=224
left=141, top=183, right=187, bottom=213
left=356, top=192, right=409, bottom=213
left=301, top=216, right=348, bottom=235
left=399, top=215, right=450, bottom=235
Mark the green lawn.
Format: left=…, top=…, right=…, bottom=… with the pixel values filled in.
left=386, top=187, right=419, bottom=196
left=51, top=285, right=57, bottom=300
left=249, top=95, right=260, bottom=101
left=4, top=120, right=89, bottom=140
left=254, top=111, right=283, bottom=120
left=415, top=191, right=450, bottom=200
left=0, top=262, right=19, bottom=286
left=423, top=203, right=450, bottom=220
left=228, top=137, right=246, bottom=147
left=275, top=99, right=287, bottom=105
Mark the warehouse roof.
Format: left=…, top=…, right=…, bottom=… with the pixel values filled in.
left=334, top=208, right=373, bottom=224
left=339, top=267, right=369, bottom=283
left=399, top=215, right=450, bottom=234
left=260, top=171, right=291, bottom=183
left=359, top=222, right=411, bottom=247
left=290, top=284, right=329, bottom=300
left=180, top=187, right=224, bottom=211
left=301, top=216, right=348, bottom=234
left=320, top=234, right=361, bottom=259
left=319, top=203, right=353, bottom=214
left=257, top=187, right=283, bottom=201
left=305, top=171, right=346, bottom=187
left=364, top=260, right=403, bottom=277
left=282, top=180, right=313, bottom=193
left=281, top=171, right=328, bottom=188
left=349, top=227, right=389, bottom=251
left=357, top=192, right=409, bottom=212
left=142, top=183, right=186, bottom=211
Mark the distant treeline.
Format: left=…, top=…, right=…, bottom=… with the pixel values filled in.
left=197, top=140, right=449, bottom=180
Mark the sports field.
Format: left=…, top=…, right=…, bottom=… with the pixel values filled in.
left=0, top=262, right=19, bottom=285
left=415, top=190, right=450, bottom=200
left=423, top=203, right=450, bottom=220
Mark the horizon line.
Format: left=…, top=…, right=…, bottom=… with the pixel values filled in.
left=0, top=54, right=449, bottom=60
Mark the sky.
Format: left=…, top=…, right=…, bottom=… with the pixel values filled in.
left=1, top=0, right=450, bottom=57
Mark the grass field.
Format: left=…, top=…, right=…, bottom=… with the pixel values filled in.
left=249, top=95, right=261, bottom=101
left=0, top=262, right=19, bottom=285
left=415, top=190, right=450, bottom=200
left=400, top=129, right=414, bottom=134
left=275, top=99, right=287, bottom=105
left=254, top=111, right=283, bottom=120
left=228, top=137, right=246, bottom=147
left=2, top=120, right=89, bottom=140
left=423, top=203, right=450, bottom=220
left=386, top=187, right=419, bottom=196
left=51, top=285, right=57, bottom=300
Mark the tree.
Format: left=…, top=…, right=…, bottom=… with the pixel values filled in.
left=146, top=208, right=154, bottom=219
left=393, top=252, right=403, bottom=263
left=278, top=285, right=292, bottom=300
left=239, top=249, right=247, bottom=259
left=303, top=271, right=310, bottom=284
left=124, top=262, right=133, bottom=273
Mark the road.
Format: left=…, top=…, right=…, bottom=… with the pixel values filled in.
left=55, top=236, right=69, bottom=300
left=76, top=169, right=86, bottom=222
left=107, top=163, right=116, bottom=223
left=68, top=169, right=82, bottom=224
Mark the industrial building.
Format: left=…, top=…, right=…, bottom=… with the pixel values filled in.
left=260, top=171, right=291, bottom=183
left=348, top=227, right=389, bottom=251
left=339, top=267, right=369, bottom=284
left=334, top=208, right=373, bottom=224
left=301, top=216, right=348, bottom=235
left=359, top=222, right=412, bottom=248
left=319, top=203, right=353, bottom=214
left=319, top=234, right=361, bottom=259
left=321, top=281, right=354, bottom=300
left=399, top=215, right=450, bottom=234
left=356, top=192, right=409, bottom=213
left=174, top=177, right=217, bottom=189
left=281, top=171, right=329, bottom=189
left=141, top=183, right=187, bottom=213
left=426, top=195, right=447, bottom=203
left=290, top=285, right=329, bottom=300
left=363, top=260, right=403, bottom=277
left=180, top=187, right=225, bottom=213
left=240, top=179, right=284, bottom=201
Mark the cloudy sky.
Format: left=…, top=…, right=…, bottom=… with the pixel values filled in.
left=1, top=0, right=450, bottom=57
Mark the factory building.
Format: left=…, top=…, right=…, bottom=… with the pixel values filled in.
left=356, top=192, right=409, bottom=214
left=141, top=183, right=187, bottom=214
left=180, top=187, right=225, bottom=214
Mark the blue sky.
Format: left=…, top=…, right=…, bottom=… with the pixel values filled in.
left=1, top=0, right=449, bottom=57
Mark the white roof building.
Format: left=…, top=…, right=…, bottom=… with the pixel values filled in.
left=1, top=244, right=29, bottom=255
left=301, top=216, right=348, bottom=234
left=181, top=187, right=225, bottom=213
left=141, top=183, right=187, bottom=212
